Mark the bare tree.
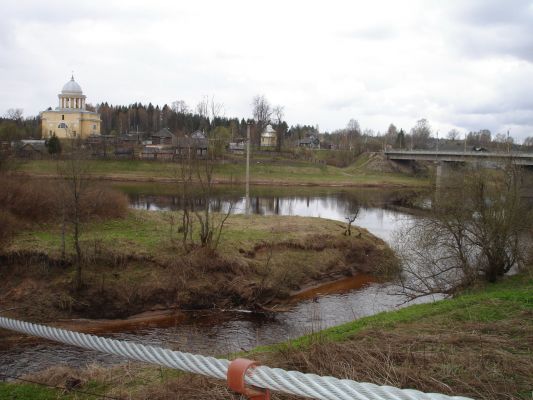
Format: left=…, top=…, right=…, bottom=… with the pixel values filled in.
left=273, top=105, right=285, bottom=152
left=394, top=164, right=530, bottom=300
left=384, top=123, right=398, bottom=146
left=346, top=119, right=361, bottom=136
left=171, top=100, right=189, bottom=114
left=4, top=108, right=23, bottom=121
left=176, top=151, right=195, bottom=252
left=447, top=129, right=460, bottom=141
left=177, top=146, right=233, bottom=251
left=343, top=201, right=361, bottom=236
left=209, top=96, right=224, bottom=121
left=410, top=118, right=432, bottom=149
left=193, top=152, right=233, bottom=250
left=524, top=136, right=533, bottom=150
left=196, top=96, right=209, bottom=119
left=252, top=95, right=272, bottom=145
left=58, top=135, right=90, bottom=290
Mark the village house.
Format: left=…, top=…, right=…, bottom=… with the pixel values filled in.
left=140, top=128, right=178, bottom=160
left=141, top=145, right=175, bottom=161
left=151, top=128, right=177, bottom=146
left=297, top=135, right=321, bottom=149
left=15, top=140, right=47, bottom=159
left=260, top=124, right=277, bottom=148
left=228, top=138, right=246, bottom=154
left=176, top=130, right=208, bottom=158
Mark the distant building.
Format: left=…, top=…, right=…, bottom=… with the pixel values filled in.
left=260, top=124, right=277, bottom=148
left=141, top=145, right=175, bottom=161
left=176, top=130, right=208, bottom=158
left=151, top=128, right=177, bottom=146
left=228, top=138, right=246, bottom=154
left=15, top=140, right=47, bottom=159
left=41, top=75, right=101, bottom=139
left=297, top=135, right=320, bottom=149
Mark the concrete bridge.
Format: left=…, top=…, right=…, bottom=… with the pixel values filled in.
left=384, top=150, right=533, bottom=166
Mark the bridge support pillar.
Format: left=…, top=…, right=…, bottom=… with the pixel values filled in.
left=435, top=161, right=451, bottom=196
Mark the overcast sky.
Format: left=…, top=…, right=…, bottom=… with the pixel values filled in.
left=2, top=0, right=533, bottom=141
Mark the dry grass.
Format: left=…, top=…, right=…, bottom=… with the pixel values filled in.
left=268, top=318, right=533, bottom=399
left=1, top=211, right=398, bottom=321
left=16, top=274, right=533, bottom=399
left=23, top=314, right=533, bottom=399
left=0, top=210, right=19, bottom=247
left=0, top=176, right=59, bottom=222
left=0, top=176, right=128, bottom=225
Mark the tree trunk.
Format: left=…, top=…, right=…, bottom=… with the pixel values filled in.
left=74, top=214, right=82, bottom=290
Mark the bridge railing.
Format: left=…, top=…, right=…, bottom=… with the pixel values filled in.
left=0, top=316, right=474, bottom=400
left=384, top=149, right=533, bottom=157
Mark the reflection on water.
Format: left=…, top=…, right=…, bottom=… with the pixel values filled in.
left=129, top=190, right=412, bottom=241
left=1, top=187, right=429, bottom=377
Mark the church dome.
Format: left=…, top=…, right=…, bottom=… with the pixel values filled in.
left=61, top=75, right=83, bottom=94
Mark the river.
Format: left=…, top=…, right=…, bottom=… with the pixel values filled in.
left=1, top=185, right=436, bottom=378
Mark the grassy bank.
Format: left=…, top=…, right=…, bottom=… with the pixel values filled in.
left=2, top=273, right=531, bottom=399
left=13, top=157, right=428, bottom=187
left=0, top=210, right=397, bottom=321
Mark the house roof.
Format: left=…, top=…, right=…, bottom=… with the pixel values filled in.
left=19, top=140, right=46, bottom=152
left=262, top=124, right=276, bottom=138
left=229, top=142, right=245, bottom=150
left=191, top=130, right=206, bottom=139
left=177, top=136, right=208, bottom=148
left=152, top=128, right=175, bottom=138
left=298, top=136, right=319, bottom=145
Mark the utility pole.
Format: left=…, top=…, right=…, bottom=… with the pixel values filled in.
left=507, top=129, right=510, bottom=153
left=436, top=130, right=439, bottom=161
left=246, top=123, right=250, bottom=216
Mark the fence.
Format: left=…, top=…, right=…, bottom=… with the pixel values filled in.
left=0, top=316, right=474, bottom=400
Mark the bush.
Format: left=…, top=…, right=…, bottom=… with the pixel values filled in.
left=80, top=186, right=129, bottom=220
left=0, top=209, right=19, bottom=247
left=0, top=177, right=59, bottom=222
left=0, top=177, right=129, bottom=227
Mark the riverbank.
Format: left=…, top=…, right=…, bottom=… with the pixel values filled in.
left=0, top=210, right=398, bottom=323
left=2, top=272, right=531, bottom=399
left=12, top=157, right=429, bottom=187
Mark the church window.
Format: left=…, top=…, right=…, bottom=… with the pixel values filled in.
left=62, top=115, right=64, bottom=120
left=93, top=124, right=96, bottom=129
left=58, top=122, right=68, bottom=129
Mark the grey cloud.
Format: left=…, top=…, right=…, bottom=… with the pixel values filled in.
left=457, top=26, right=533, bottom=62
left=448, top=1, right=533, bottom=61
left=452, top=0, right=533, bottom=26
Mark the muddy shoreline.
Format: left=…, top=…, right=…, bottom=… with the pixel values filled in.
left=0, top=271, right=381, bottom=354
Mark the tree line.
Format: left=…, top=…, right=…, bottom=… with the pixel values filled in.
left=1, top=102, right=533, bottom=153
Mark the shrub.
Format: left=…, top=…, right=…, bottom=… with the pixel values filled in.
left=0, top=209, right=19, bottom=247
left=0, top=177, right=129, bottom=229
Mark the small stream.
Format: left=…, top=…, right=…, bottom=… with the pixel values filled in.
left=1, top=186, right=437, bottom=377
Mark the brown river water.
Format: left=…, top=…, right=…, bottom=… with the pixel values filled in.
left=1, top=186, right=439, bottom=377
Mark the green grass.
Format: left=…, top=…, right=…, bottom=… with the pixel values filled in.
left=0, top=382, right=68, bottom=400
left=9, top=210, right=364, bottom=259
left=249, top=273, right=533, bottom=353
left=2, top=274, right=531, bottom=399
left=15, top=157, right=428, bottom=187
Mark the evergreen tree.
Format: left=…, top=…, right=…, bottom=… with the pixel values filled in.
left=46, top=134, right=62, bottom=155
